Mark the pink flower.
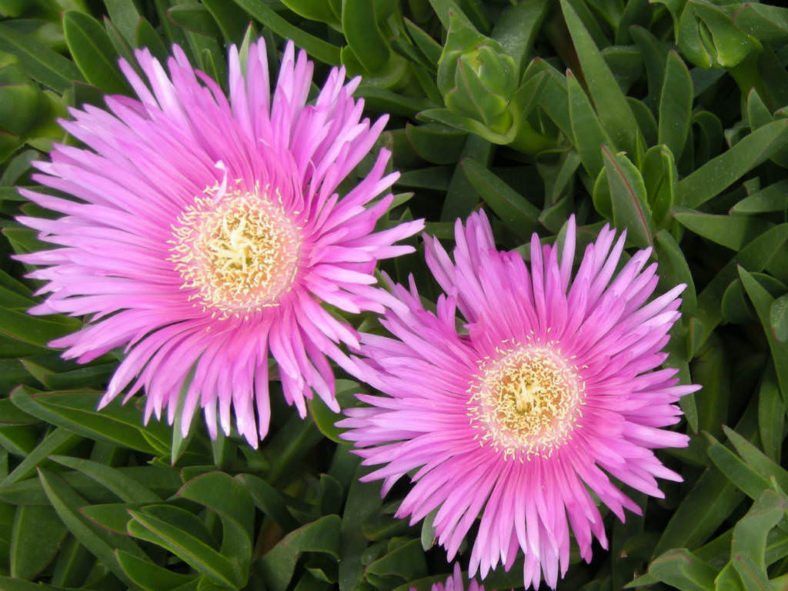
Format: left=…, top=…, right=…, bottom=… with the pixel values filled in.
left=340, top=211, right=698, bottom=589
left=416, top=563, right=486, bottom=591
left=16, top=40, right=423, bottom=446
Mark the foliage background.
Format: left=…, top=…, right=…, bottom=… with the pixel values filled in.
left=1, top=0, right=787, bottom=590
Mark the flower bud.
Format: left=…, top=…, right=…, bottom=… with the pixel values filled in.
left=437, top=12, right=518, bottom=134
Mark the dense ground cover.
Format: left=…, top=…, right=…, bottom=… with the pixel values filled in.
left=0, top=1, right=787, bottom=590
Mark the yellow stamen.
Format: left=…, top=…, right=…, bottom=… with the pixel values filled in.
left=467, top=341, right=585, bottom=461
left=168, top=183, right=300, bottom=319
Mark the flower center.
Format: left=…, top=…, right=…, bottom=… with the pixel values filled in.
left=468, top=342, right=585, bottom=460
left=168, top=184, right=300, bottom=318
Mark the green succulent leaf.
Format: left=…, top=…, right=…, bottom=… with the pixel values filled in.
left=62, top=10, right=130, bottom=95
left=261, top=515, right=341, bottom=591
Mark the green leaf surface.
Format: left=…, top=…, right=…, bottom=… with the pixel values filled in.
left=601, top=146, right=652, bottom=247
left=128, top=506, right=241, bottom=589
left=680, top=119, right=788, bottom=208
left=9, top=388, right=169, bottom=455
left=178, top=471, right=254, bottom=541
left=560, top=0, right=639, bottom=156
left=48, top=455, right=161, bottom=504
left=63, top=10, right=130, bottom=95
left=722, top=425, right=788, bottom=494
left=167, top=4, right=222, bottom=38
left=770, top=294, right=788, bottom=343
left=492, top=0, right=549, bottom=75
left=339, top=463, right=382, bottom=591
left=440, top=134, right=492, bottom=222
left=78, top=502, right=138, bottom=535
left=237, top=473, right=299, bottom=532
left=342, top=0, right=389, bottom=74
left=134, top=17, right=169, bottom=63
left=706, top=432, right=771, bottom=500
left=757, top=363, right=784, bottom=463
left=731, top=488, right=786, bottom=591
left=655, top=463, right=744, bottom=554
left=731, top=2, right=788, bottom=43
left=646, top=548, right=717, bottom=591
left=461, top=158, right=540, bottom=240
left=309, top=380, right=359, bottom=443
left=673, top=208, right=772, bottom=251
left=232, top=0, right=341, bottom=65
left=731, top=180, right=788, bottom=214
left=0, top=465, right=179, bottom=506
left=655, top=230, right=697, bottom=315
left=38, top=468, right=140, bottom=586
left=202, top=0, right=249, bottom=43
left=567, top=70, right=612, bottom=179
left=116, top=549, right=198, bottom=591
left=261, top=515, right=341, bottom=591
left=0, top=427, right=80, bottom=487
left=0, top=577, right=68, bottom=591
left=0, top=308, right=80, bottom=348
left=103, top=0, right=139, bottom=45
left=658, top=51, right=693, bottom=159
left=281, top=0, right=339, bottom=27
left=10, top=505, right=67, bottom=578
left=738, top=267, right=788, bottom=399
left=405, top=123, right=466, bottom=165
left=693, top=224, right=788, bottom=354
left=0, top=23, right=83, bottom=92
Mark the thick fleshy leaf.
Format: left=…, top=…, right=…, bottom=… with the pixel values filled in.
left=237, top=473, right=299, bottom=531
left=48, top=455, right=161, bottom=503
left=757, top=363, right=784, bottom=463
left=680, top=119, right=788, bottom=208
left=38, top=468, right=143, bottom=586
left=260, top=515, right=341, bottom=591
left=693, top=224, right=788, bottom=353
left=722, top=425, right=788, bottom=493
left=0, top=23, right=83, bottom=92
left=601, top=146, right=652, bottom=247
left=0, top=427, right=80, bottom=487
left=731, top=488, right=786, bottom=590
left=658, top=51, right=693, bottom=159
left=461, top=158, right=539, bottom=239
left=127, top=505, right=241, bottom=589
left=231, top=0, right=341, bottom=65
left=770, top=294, right=788, bottom=343
left=309, top=380, right=359, bottom=443
left=338, top=463, right=381, bottom=590
left=342, top=0, right=389, bottom=74
left=63, top=10, right=131, bottom=95
left=560, top=0, right=639, bottom=155
left=672, top=208, right=772, bottom=251
left=567, top=70, right=613, bottom=178
left=706, top=432, right=771, bottom=501
left=10, top=505, right=67, bottom=578
left=116, top=549, right=198, bottom=591
left=644, top=549, right=717, bottom=591
left=731, top=180, right=788, bottom=214
left=739, top=267, right=788, bottom=399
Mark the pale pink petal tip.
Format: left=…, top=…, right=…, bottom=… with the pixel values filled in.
left=411, top=563, right=490, bottom=591
left=341, top=211, right=698, bottom=589
left=17, top=39, right=422, bottom=447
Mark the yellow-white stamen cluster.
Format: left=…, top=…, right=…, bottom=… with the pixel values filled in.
left=468, top=339, right=585, bottom=461
left=169, top=182, right=300, bottom=319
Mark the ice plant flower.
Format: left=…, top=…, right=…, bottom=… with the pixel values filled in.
left=414, top=563, right=486, bottom=591
left=340, top=211, right=698, bottom=589
left=16, top=40, right=423, bottom=446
